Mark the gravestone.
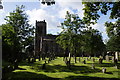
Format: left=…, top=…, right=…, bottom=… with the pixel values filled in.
left=83, top=60, right=86, bottom=64
left=112, top=57, right=115, bottom=63
left=99, top=55, right=103, bottom=59
left=48, top=58, right=51, bottom=63
left=106, top=55, right=109, bottom=62
left=114, top=65, right=118, bottom=69
left=114, top=59, right=118, bottom=64
left=99, top=58, right=103, bottom=64
left=91, top=63, right=95, bottom=69
left=115, top=52, right=119, bottom=61
left=78, top=57, right=80, bottom=62
left=14, top=59, right=18, bottom=69
left=86, top=57, right=88, bottom=61
left=39, top=56, right=41, bottom=61
left=92, top=58, right=95, bottom=62
left=89, top=56, right=91, bottom=59
left=66, top=61, right=71, bottom=69
left=28, top=57, right=30, bottom=63
left=82, top=55, right=83, bottom=59
left=42, top=61, right=47, bottom=70
left=3, top=65, right=14, bottom=73
left=31, top=58, right=34, bottom=63
left=102, top=68, right=106, bottom=73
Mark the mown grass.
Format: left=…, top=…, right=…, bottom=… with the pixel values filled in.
left=2, top=57, right=120, bottom=80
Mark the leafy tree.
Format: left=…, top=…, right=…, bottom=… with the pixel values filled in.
left=2, top=5, right=34, bottom=68
left=56, top=11, right=85, bottom=63
left=82, top=27, right=105, bottom=56
left=82, top=2, right=120, bottom=25
left=2, top=24, right=15, bottom=61
left=105, top=19, right=120, bottom=51
left=82, top=2, right=120, bottom=53
left=57, top=11, right=105, bottom=64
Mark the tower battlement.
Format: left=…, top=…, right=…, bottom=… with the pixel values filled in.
left=36, top=20, right=46, bottom=23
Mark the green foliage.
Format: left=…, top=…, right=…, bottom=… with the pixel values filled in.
left=56, top=11, right=85, bottom=56
left=82, top=2, right=120, bottom=25
left=56, top=11, right=105, bottom=56
left=82, top=27, right=105, bottom=56
left=82, top=2, right=120, bottom=52
left=105, top=19, right=120, bottom=51
left=2, top=5, right=34, bottom=62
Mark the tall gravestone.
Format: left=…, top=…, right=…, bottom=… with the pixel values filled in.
left=112, top=56, right=115, bottom=63
left=115, top=52, right=119, bottom=61
left=106, top=55, right=109, bottom=62
left=92, top=57, right=95, bottom=62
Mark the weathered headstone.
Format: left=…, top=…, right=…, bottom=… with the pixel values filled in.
left=114, top=59, right=118, bottom=64
left=99, top=55, right=103, bottom=59
left=114, top=65, right=118, bottom=69
left=92, top=57, right=95, bottom=62
left=115, top=52, right=119, bottom=61
left=112, top=56, right=115, bottom=63
left=39, top=56, right=41, bottom=61
left=78, top=57, right=80, bottom=62
left=42, top=61, right=47, bottom=70
left=83, top=60, right=86, bottom=64
left=3, top=65, right=14, bottom=73
left=82, top=55, right=83, bottom=59
left=99, top=58, right=103, bottom=64
left=89, top=56, right=91, bottom=59
left=14, top=59, right=18, bottom=69
left=31, top=58, right=34, bottom=63
left=28, top=57, right=30, bottom=63
left=106, top=55, right=109, bottom=62
left=102, top=68, right=106, bottom=73
left=86, top=57, right=88, bottom=61
left=91, top=63, right=95, bottom=69
left=66, top=61, right=71, bottom=69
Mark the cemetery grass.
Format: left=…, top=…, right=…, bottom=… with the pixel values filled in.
left=2, top=57, right=120, bottom=80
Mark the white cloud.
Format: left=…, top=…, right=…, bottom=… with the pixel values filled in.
left=26, top=2, right=84, bottom=35
left=57, top=2, right=84, bottom=19
left=91, top=23, right=108, bottom=41
left=58, top=8, right=74, bottom=19
left=0, top=9, right=6, bottom=25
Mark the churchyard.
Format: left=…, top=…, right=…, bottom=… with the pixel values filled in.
left=2, top=57, right=120, bottom=80
left=1, top=2, right=120, bottom=80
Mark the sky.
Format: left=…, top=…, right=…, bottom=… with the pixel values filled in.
left=0, top=0, right=117, bottom=42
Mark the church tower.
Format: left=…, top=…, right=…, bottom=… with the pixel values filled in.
left=35, top=20, right=47, bottom=56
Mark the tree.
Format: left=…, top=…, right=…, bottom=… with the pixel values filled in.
left=82, top=27, right=106, bottom=56
left=57, top=11, right=105, bottom=64
left=2, top=24, right=15, bottom=61
left=82, top=2, right=120, bottom=25
left=2, top=5, right=34, bottom=68
left=82, top=2, right=120, bottom=53
left=105, top=19, right=120, bottom=51
left=56, top=11, right=85, bottom=63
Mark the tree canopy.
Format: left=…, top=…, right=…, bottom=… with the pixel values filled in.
left=2, top=5, right=34, bottom=62
left=82, top=2, right=120, bottom=52
left=56, top=11, right=105, bottom=57
left=82, top=2, right=120, bottom=25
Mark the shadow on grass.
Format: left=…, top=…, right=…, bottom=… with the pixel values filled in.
left=2, top=71, right=60, bottom=80
left=2, top=71, right=120, bottom=80
left=87, top=63, right=120, bottom=67
left=33, top=64, right=101, bottom=74
left=61, top=75, right=120, bottom=80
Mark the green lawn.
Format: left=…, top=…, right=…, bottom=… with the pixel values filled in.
left=2, top=57, right=120, bottom=80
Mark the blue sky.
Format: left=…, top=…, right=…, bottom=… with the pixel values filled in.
left=0, top=0, right=116, bottom=42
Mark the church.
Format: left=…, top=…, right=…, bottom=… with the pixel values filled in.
left=35, top=20, right=63, bottom=57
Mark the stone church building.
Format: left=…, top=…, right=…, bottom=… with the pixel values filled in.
left=35, top=20, right=63, bottom=57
